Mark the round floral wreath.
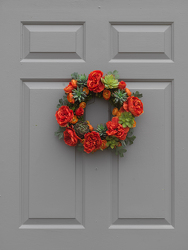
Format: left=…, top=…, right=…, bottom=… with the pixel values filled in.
left=55, top=70, right=143, bottom=157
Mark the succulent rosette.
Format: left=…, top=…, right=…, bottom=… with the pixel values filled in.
left=55, top=70, right=144, bottom=157
left=101, top=74, right=119, bottom=89
left=74, top=121, right=90, bottom=139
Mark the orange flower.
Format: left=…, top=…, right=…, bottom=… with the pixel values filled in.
left=63, top=126, right=79, bottom=146
left=70, top=79, right=77, bottom=88
left=87, top=70, right=104, bottom=93
left=88, top=124, right=94, bottom=131
left=64, top=84, right=74, bottom=93
left=106, top=117, right=129, bottom=140
left=100, top=140, right=108, bottom=150
left=67, top=93, right=75, bottom=104
left=127, top=96, right=143, bottom=117
left=103, top=89, right=111, bottom=100
left=83, top=87, right=89, bottom=95
left=123, top=101, right=129, bottom=112
left=86, top=120, right=90, bottom=125
left=70, top=115, right=78, bottom=124
left=118, top=81, right=126, bottom=90
left=119, top=106, right=125, bottom=113
left=132, top=120, right=136, bottom=128
left=125, top=88, right=132, bottom=97
left=112, top=107, right=118, bottom=116
left=75, top=107, right=84, bottom=117
left=83, top=131, right=102, bottom=153
left=79, top=102, right=86, bottom=109
left=116, top=111, right=122, bottom=117
left=64, top=79, right=77, bottom=93
left=55, top=106, right=74, bottom=127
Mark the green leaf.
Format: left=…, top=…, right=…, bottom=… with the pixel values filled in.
left=106, top=136, right=119, bottom=149
left=56, top=97, right=70, bottom=108
left=120, top=140, right=126, bottom=147
left=127, top=128, right=134, bottom=136
left=112, top=70, right=119, bottom=79
left=71, top=72, right=79, bottom=80
left=76, top=143, right=84, bottom=152
left=115, top=146, right=127, bottom=157
left=107, top=70, right=119, bottom=80
left=132, top=91, right=143, bottom=98
left=54, top=126, right=66, bottom=139
left=125, top=135, right=136, bottom=145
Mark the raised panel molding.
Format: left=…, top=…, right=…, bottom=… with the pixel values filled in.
left=110, top=81, right=174, bottom=229
left=20, top=80, right=84, bottom=229
left=21, top=22, right=85, bottom=61
left=110, top=23, right=173, bottom=62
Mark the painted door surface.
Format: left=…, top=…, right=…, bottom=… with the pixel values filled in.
left=1, top=0, right=188, bottom=249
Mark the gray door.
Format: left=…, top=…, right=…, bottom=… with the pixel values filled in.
left=1, top=1, right=188, bottom=249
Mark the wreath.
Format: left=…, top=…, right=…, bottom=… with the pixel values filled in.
left=55, top=70, right=143, bottom=157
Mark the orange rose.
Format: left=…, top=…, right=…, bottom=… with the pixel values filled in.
left=125, top=88, right=132, bottom=96
left=103, top=89, right=111, bottom=100
left=116, top=126, right=129, bottom=140
left=79, top=102, right=86, bottom=109
left=106, top=117, right=119, bottom=136
left=64, top=126, right=79, bottom=146
left=118, top=81, right=126, bottom=90
left=119, top=106, right=125, bottom=113
left=83, top=131, right=102, bottom=154
left=106, top=117, right=129, bottom=140
left=70, top=115, right=78, bottom=124
left=112, top=107, right=118, bottom=116
left=64, top=84, right=74, bottom=93
left=122, top=101, right=129, bottom=112
left=127, top=96, right=144, bottom=117
left=75, top=107, right=84, bottom=117
left=64, top=79, right=77, bottom=93
left=70, top=79, right=77, bottom=88
left=67, top=93, right=75, bottom=104
left=100, top=140, right=108, bottom=150
left=55, top=106, right=74, bottom=127
left=87, top=70, right=105, bottom=93
left=116, top=111, right=122, bottom=117
left=83, top=87, right=89, bottom=95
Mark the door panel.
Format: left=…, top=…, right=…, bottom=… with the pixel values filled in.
left=0, top=0, right=187, bottom=249
left=21, top=81, right=83, bottom=227
left=110, top=23, right=173, bottom=61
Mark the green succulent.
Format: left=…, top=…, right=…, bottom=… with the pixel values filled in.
left=112, top=89, right=127, bottom=105
left=118, top=112, right=135, bottom=128
left=71, top=72, right=79, bottom=80
left=72, top=87, right=87, bottom=102
left=74, top=121, right=90, bottom=139
left=77, top=74, right=88, bottom=87
left=101, top=74, right=119, bottom=89
left=95, top=124, right=107, bottom=139
left=106, top=136, right=119, bottom=149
